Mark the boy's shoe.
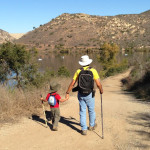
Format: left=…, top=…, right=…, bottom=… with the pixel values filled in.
left=81, top=130, right=87, bottom=135
left=52, top=126, right=58, bottom=131
left=89, top=123, right=97, bottom=131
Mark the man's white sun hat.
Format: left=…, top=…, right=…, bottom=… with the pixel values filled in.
left=79, top=55, right=93, bottom=66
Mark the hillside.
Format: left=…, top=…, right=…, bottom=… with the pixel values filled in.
left=10, top=33, right=25, bottom=39
left=0, top=29, right=15, bottom=44
left=16, top=10, right=150, bottom=51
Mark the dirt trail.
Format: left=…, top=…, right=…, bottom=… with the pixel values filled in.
left=0, top=70, right=150, bottom=150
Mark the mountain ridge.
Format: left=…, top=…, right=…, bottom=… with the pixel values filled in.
left=2, top=10, right=150, bottom=51
left=0, top=29, right=15, bottom=44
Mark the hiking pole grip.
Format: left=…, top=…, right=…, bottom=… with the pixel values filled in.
left=40, top=94, right=43, bottom=103
left=101, top=94, right=104, bottom=139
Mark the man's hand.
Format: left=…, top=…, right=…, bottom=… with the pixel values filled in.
left=65, top=79, right=76, bottom=100
left=95, top=78, right=103, bottom=94
left=100, top=90, right=103, bottom=94
left=65, top=93, right=69, bottom=100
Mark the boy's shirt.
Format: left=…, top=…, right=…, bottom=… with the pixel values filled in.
left=46, top=92, right=61, bottom=108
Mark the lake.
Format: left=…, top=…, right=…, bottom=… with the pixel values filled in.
left=38, top=52, right=104, bottom=76
left=5, top=51, right=150, bottom=87
left=38, top=51, right=150, bottom=76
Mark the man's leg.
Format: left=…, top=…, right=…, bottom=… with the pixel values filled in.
left=78, top=93, right=87, bottom=131
left=86, top=93, right=96, bottom=128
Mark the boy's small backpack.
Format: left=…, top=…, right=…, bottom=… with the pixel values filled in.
left=78, top=67, right=94, bottom=95
left=48, top=94, right=57, bottom=106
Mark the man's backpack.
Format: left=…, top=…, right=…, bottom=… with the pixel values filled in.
left=78, top=67, right=94, bottom=95
left=48, top=94, right=57, bottom=106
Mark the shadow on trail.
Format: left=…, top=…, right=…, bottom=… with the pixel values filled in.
left=127, top=112, right=150, bottom=149
left=30, top=111, right=81, bottom=133
left=31, top=112, right=53, bottom=129
left=31, top=112, right=104, bottom=138
left=60, top=116, right=81, bottom=133
left=60, top=116, right=103, bottom=138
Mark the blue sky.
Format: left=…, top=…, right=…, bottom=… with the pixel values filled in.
left=0, top=0, right=149, bottom=33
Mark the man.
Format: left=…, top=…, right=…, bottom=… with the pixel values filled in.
left=65, top=55, right=103, bottom=135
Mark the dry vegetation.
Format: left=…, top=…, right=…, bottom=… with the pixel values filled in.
left=0, top=86, right=41, bottom=123
left=0, top=77, right=71, bottom=125
left=16, top=10, right=150, bottom=51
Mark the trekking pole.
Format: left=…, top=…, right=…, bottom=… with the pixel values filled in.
left=40, top=94, right=48, bottom=128
left=101, top=94, right=104, bottom=139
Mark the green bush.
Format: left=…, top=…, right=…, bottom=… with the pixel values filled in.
left=100, top=59, right=128, bottom=78
left=99, top=42, right=119, bottom=63
left=0, top=42, right=38, bottom=88
left=57, top=66, right=70, bottom=77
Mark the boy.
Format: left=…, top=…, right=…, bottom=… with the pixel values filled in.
left=41, top=81, right=68, bottom=131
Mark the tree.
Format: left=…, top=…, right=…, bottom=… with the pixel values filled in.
left=99, top=42, right=119, bottom=63
left=0, top=42, right=38, bottom=88
left=98, top=42, right=128, bottom=78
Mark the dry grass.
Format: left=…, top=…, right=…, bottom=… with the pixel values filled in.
left=0, top=86, right=41, bottom=123
left=0, top=77, right=72, bottom=125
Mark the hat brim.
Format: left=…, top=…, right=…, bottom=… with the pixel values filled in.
left=49, top=84, right=61, bottom=93
left=79, top=59, right=93, bottom=66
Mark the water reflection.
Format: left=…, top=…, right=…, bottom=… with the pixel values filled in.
left=38, top=51, right=150, bottom=76
left=38, top=53, right=103, bottom=76
left=6, top=51, right=150, bottom=87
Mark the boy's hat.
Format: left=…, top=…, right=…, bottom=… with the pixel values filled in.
left=79, top=55, right=93, bottom=66
left=49, top=81, right=61, bottom=93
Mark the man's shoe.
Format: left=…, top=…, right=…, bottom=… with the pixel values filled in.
left=52, top=126, right=58, bottom=131
left=81, top=130, right=87, bottom=135
left=89, top=123, right=97, bottom=131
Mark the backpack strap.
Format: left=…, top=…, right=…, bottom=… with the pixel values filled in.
left=88, top=66, right=92, bottom=70
left=49, top=93, right=57, bottom=97
left=80, top=67, right=84, bottom=71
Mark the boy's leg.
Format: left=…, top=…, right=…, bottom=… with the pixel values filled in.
left=53, top=108, right=60, bottom=128
left=51, top=108, right=55, bottom=125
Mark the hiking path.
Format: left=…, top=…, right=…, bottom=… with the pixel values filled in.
left=0, top=70, right=150, bottom=150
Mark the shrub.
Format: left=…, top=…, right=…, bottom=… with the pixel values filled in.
left=0, top=42, right=38, bottom=88
left=57, top=66, right=70, bottom=77
left=99, top=42, right=119, bottom=63
left=0, top=85, right=42, bottom=122
left=100, top=59, right=128, bottom=78
left=123, top=70, right=150, bottom=101
left=60, top=49, right=69, bottom=54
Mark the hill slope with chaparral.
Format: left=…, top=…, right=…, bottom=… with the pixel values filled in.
left=0, top=29, right=15, bottom=44
left=15, top=10, right=150, bottom=51
left=9, top=33, right=25, bottom=39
